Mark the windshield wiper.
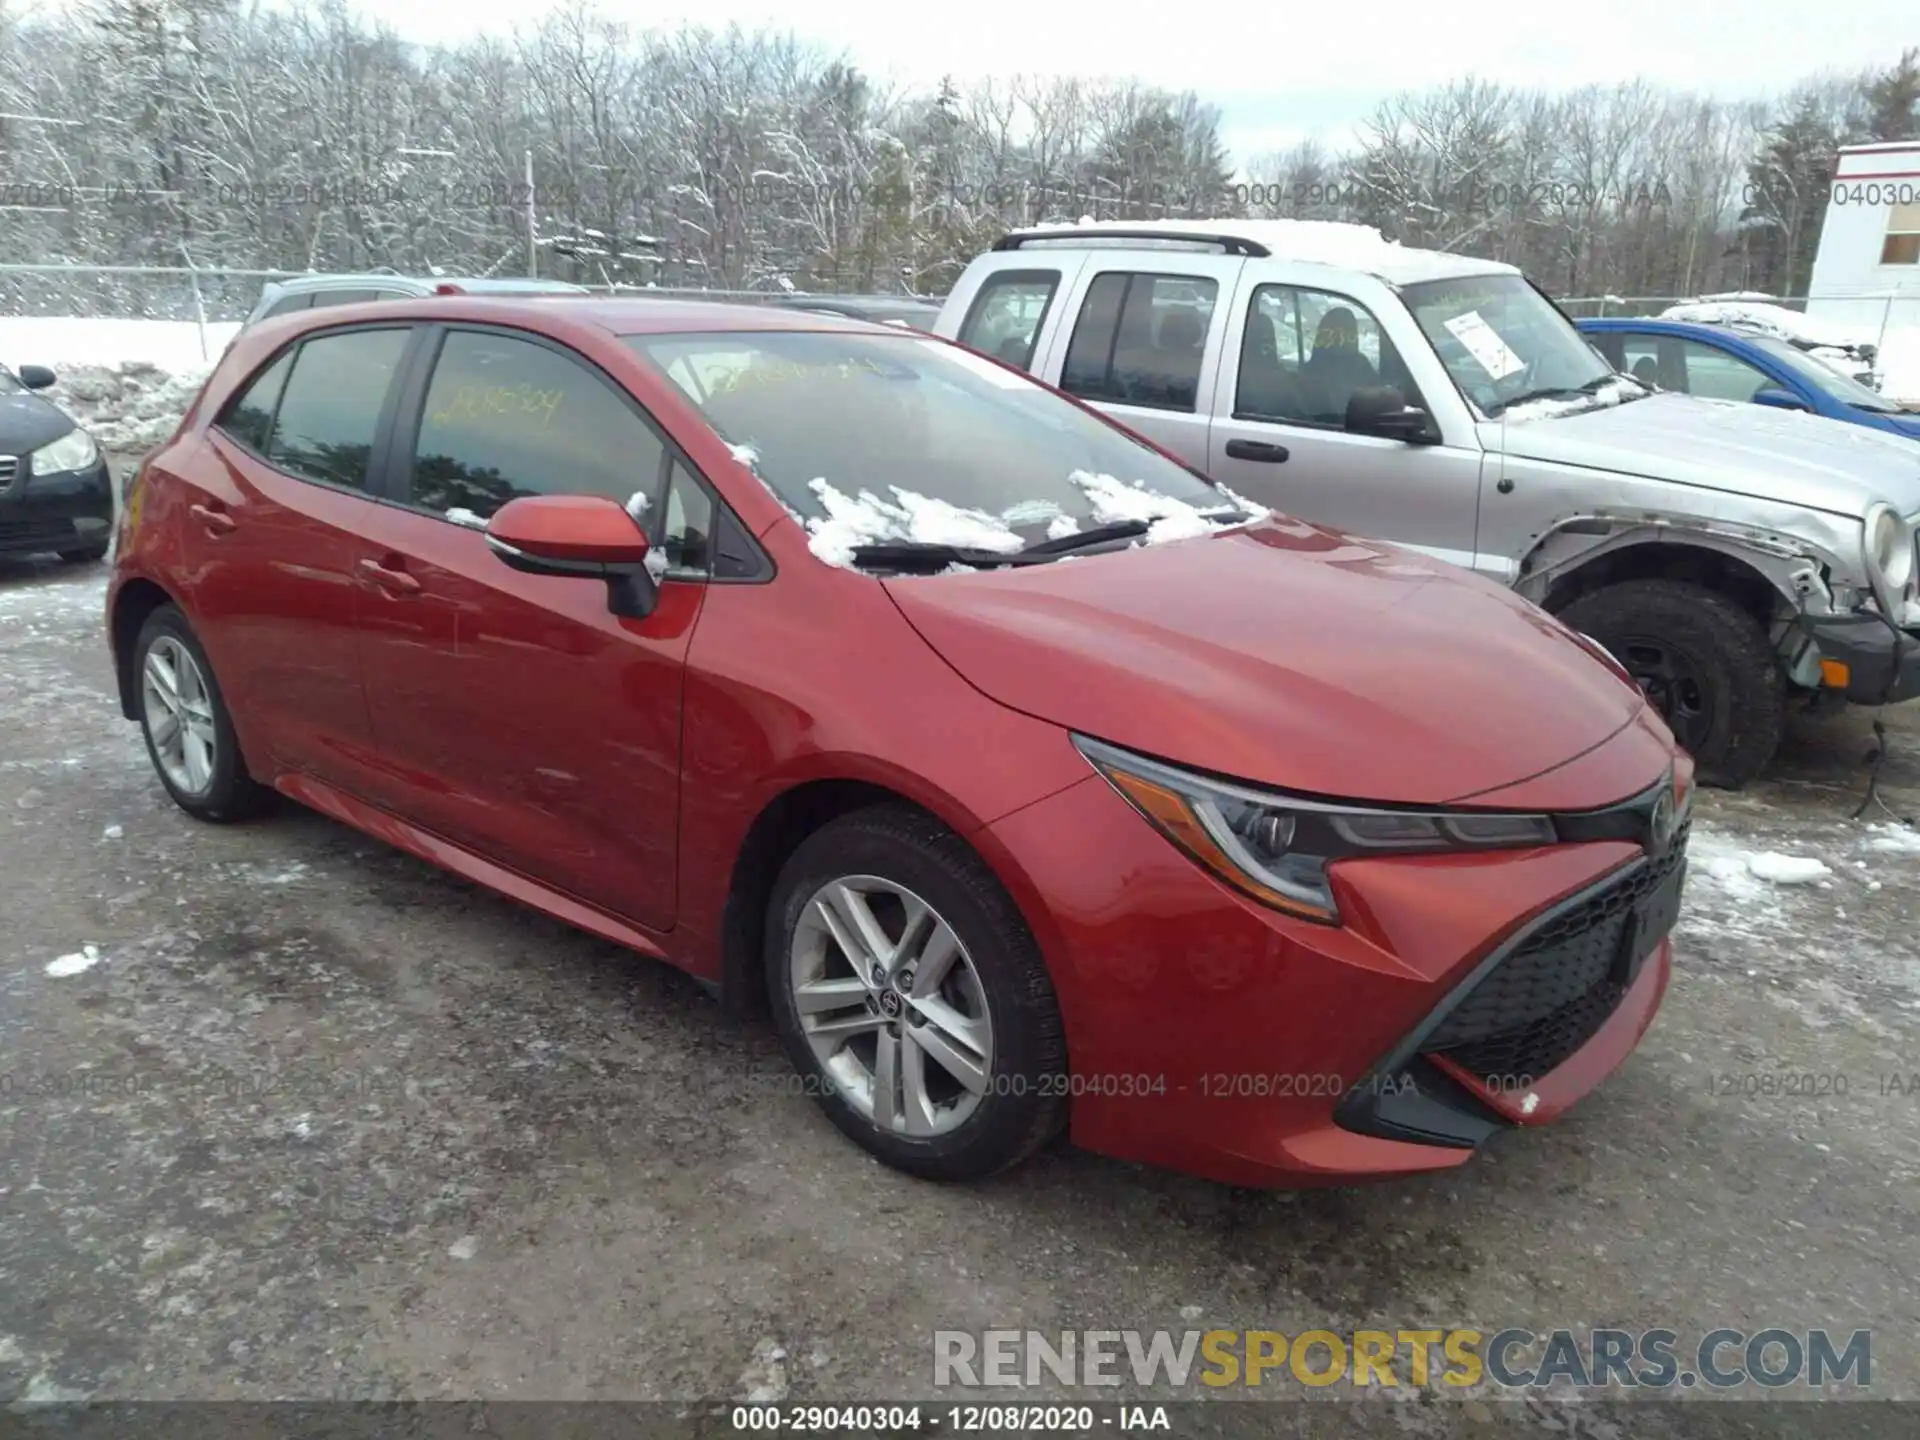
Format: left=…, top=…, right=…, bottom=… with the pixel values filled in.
left=1487, top=374, right=1631, bottom=417
left=847, top=541, right=1056, bottom=574
left=1019, top=519, right=1151, bottom=555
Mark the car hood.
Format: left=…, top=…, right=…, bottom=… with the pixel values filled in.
left=1864, top=409, right=1920, bottom=441
left=884, top=519, right=1661, bottom=808
left=1484, top=392, right=1920, bottom=517
left=0, top=390, right=77, bottom=454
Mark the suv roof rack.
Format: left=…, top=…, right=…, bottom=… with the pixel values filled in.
left=992, top=226, right=1271, bottom=258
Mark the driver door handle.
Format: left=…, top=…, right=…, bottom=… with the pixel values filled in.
left=1224, top=439, right=1289, bottom=463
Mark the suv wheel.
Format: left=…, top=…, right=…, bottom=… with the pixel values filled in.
left=765, top=804, right=1068, bottom=1180
left=1558, top=578, right=1785, bottom=788
left=133, top=605, right=272, bottom=822
left=58, top=542, right=110, bottom=565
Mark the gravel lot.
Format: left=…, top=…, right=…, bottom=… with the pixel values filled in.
left=2, top=467, right=1916, bottom=1434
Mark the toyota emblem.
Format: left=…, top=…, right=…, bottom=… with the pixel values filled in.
left=1649, top=788, right=1677, bottom=853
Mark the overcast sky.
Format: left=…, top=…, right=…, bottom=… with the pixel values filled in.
left=356, top=0, right=1918, bottom=163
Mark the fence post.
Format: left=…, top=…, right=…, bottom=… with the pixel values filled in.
left=180, top=246, right=209, bottom=362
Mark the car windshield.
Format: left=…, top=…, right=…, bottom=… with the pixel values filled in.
left=1401, top=274, right=1620, bottom=417
left=1742, top=334, right=1897, bottom=412
left=623, top=330, right=1232, bottom=540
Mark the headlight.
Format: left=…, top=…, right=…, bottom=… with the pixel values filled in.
left=1075, top=735, right=1557, bottom=924
left=1864, top=502, right=1914, bottom=595
left=30, top=427, right=100, bottom=476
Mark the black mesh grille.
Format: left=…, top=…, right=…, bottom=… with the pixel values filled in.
left=1423, top=822, right=1688, bottom=1079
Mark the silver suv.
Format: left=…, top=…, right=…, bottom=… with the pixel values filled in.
left=934, top=220, right=1920, bottom=787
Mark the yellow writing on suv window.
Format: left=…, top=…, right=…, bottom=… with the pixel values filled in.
left=429, top=383, right=564, bottom=430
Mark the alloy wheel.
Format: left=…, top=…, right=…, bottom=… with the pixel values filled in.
left=788, top=875, right=994, bottom=1137
left=142, top=635, right=218, bottom=796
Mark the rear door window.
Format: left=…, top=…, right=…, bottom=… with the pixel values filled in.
left=1059, top=271, right=1217, bottom=412
left=262, top=328, right=412, bottom=490
left=956, top=270, right=1059, bottom=371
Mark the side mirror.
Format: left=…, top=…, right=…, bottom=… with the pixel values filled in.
left=1345, top=385, right=1435, bottom=442
left=1751, top=387, right=1809, bottom=412
left=17, top=364, right=55, bottom=390
left=485, top=494, right=658, bottom=619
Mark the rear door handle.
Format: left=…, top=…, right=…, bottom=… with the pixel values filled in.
left=1224, top=439, right=1289, bottom=463
left=189, top=502, right=236, bottom=535
left=358, top=557, right=422, bottom=596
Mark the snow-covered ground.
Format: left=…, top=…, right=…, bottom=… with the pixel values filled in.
left=1, top=316, right=238, bottom=453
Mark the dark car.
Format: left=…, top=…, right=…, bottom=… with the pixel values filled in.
left=0, top=362, right=115, bottom=563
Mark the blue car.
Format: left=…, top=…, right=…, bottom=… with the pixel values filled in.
left=1578, top=317, right=1920, bottom=440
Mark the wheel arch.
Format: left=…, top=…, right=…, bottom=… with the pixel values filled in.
left=110, top=576, right=179, bottom=720
left=1519, top=517, right=1835, bottom=634
left=717, top=777, right=957, bottom=1021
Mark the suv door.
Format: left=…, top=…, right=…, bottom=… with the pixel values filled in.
left=1037, top=255, right=1245, bottom=467
left=345, top=323, right=714, bottom=932
left=1206, top=267, right=1488, bottom=574
left=186, top=323, right=417, bottom=791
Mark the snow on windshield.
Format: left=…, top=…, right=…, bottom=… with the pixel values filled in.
left=1498, top=374, right=1649, bottom=423
left=802, top=472, right=1268, bottom=571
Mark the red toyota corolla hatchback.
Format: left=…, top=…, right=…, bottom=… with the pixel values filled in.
left=106, top=295, right=1691, bottom=1187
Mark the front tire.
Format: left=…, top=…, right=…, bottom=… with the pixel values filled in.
left=58, top=542, right=110, bottom=565
left=133, top=605, right=271, bottom=822
left=765, top=804, right=1068, bottom=1181
left=1558, top=578, right=1786, bottom=788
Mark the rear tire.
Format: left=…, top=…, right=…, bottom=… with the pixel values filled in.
left=1557, top=578, right=1785, bottom=788
left=133, top=605, right=272, bottom=822
left=765, top=804, right=1068, bottom=1181
left=57, top=542, right=110, bottom=565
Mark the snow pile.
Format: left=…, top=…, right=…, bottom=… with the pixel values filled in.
left=45, top=944, right=103, bottom=978
left=1702, top=848, right=1832, bottom=887
left=2, top=317, right=236, bottom=454
left=52, top=363, right=211, bottom=452
left=1862, top=822, right=1920, bottom=855
left=1659, top=299, right=1872, bottom=352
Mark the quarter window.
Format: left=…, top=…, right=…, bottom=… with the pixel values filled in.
left=217, top=350, right=294, bottom=453
left=1235, top=284, right=1421, bottom=427
left=956, top=270, right=1058, bottom=372
left=262, top=328, right=411, bottom=490
left=1060, top=271, right=1216, bottom=412
left=654, top=459, right=715, bottom=577
left=410, top=329, right=668, bottom=523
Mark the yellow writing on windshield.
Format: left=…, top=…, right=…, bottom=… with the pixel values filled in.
left=429, top=382, right=564, bottom=430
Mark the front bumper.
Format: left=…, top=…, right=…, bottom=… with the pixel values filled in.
left=1806, top=613, right=1920, bottom=705
left=0, top=452, right=115, bottom=556
left=980, top=771, right=1682, bottom=1189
